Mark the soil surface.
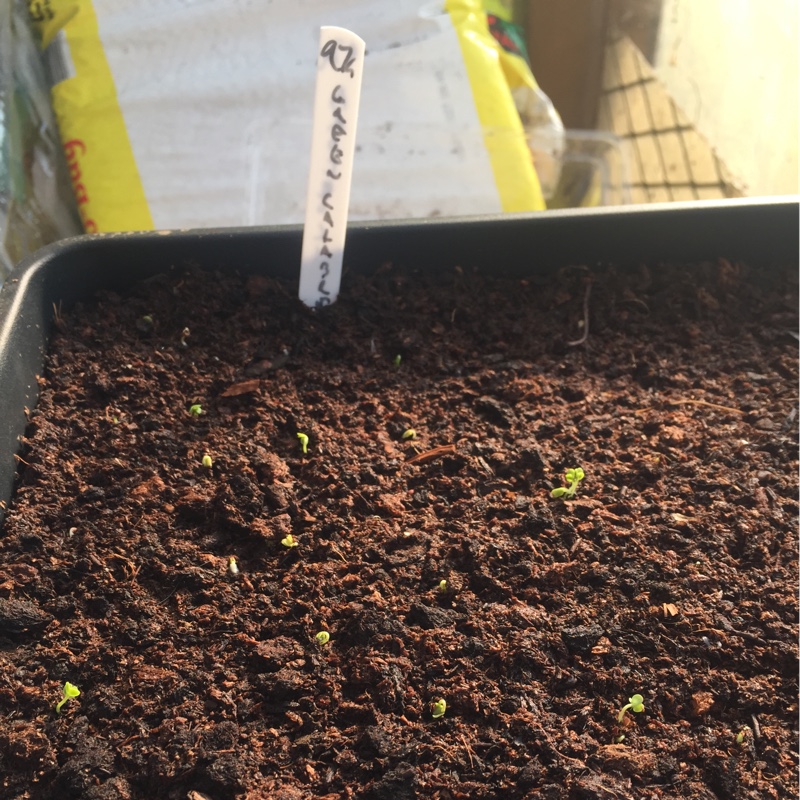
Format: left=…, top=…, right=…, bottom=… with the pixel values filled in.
left=0, top=259, right=797, bottom=800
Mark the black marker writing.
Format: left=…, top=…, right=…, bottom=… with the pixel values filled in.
left=309, top=37, right=361, bottom=308
left=321, top=40, right=356, bottom=77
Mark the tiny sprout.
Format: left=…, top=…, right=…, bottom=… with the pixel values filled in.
left=617, top=693, right=645, bottom=724
left=550, top=467, right=585, bottom=500
left=297, top=432, right=309, bottom=454
left=431, top=698, right=447, bottom=719
left=735, top=725, right=751, bottom=745
left=135, top=315, right=154, bottom=334
left=402, top=429, right=417, bottom=440
left=393, top=354, right=402, bottom=367
left=189, top=404, right=203, bottom=417
left=228, top=556, right=239, bottom=575
left=281, top=534, right=298, bottom=548
left=437, top=579, right=448, bottom=593
left=56, top=681, right=80, bottom=714
left=315, top=631, right=330, bottom=645
left=202, top=454, right=213, bottom=468
left=180, top=327, right=191, bottom=346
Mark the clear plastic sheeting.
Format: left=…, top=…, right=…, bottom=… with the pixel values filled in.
left=30, top=0, right=548, bottom=233
left=0, top=0, right=80, bottom=285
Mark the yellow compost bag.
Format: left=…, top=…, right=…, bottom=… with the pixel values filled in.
left=446, top=0, right=546, bottom=212
left=29, top=0, right=545, bottom=233
left=28, top=0, right=151, bottom=232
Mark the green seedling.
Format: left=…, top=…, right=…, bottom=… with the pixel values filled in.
left=135, top=315, right=154, bottom=334
left=56, top=681, right=80, bottom=714
left=281, top=534, right=298, bottom=548
left=617, top=693, right=644, bottom=724
left=315, top=631, right=330, bottom=645
left=228, top=556, right=239, bottom=575
left=550, top=467, right=585, bottom=500
left=431, top=698, right=447, bottom=719
left=393, top=354, right=402, bottom=367
left=180, top=327, right=191, bottom=347
left=402, top=429, right=417, bottom=440
left=297, top=432, right=309, bottom=454
left=202, top=454, right=213, bottom=468
left=189, top=404, right=203, bottom=417
left=437, top=579, right=448, bottom=593
left=735, top=725, right=751, bottom=745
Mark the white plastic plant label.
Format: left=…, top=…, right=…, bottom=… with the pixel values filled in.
left=298, top=26, right=365, bottom=308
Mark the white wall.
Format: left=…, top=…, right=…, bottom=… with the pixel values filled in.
left=655, top=0, right=798, bottom=196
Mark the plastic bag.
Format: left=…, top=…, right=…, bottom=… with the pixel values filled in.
left=0, top=0, right=80, bottom=283
left=30, top=0, right=548, bottom=233
left=479, top=0, right=565, bottom=199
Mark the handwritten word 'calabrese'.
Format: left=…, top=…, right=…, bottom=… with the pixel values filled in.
left=314, top=39, right=356, bottom=307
